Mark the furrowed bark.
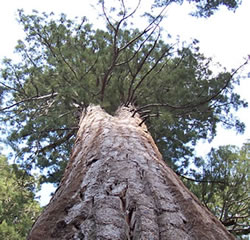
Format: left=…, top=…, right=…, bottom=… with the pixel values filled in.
left=28, top=105, right=235, bottom=240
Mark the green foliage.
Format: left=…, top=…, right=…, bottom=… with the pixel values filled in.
left=153, top=0, right=242, bottom=17
left=0, top=155, right=41, bottom=239
left=0, top=7, right=247, bottom=184
left=184, top=143, right=250, bottom=238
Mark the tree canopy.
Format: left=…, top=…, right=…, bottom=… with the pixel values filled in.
left=0, top=0, right=247, bottom=184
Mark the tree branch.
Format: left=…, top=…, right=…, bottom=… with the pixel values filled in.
left=38, top=129, right=76, bottom=154
left=229, top=227, right=250, bottom=236
left=176, top=171, right=226, bottom=184
left=99, top=0, right=169, bottom=101
left=136, top=59, right=248, bottom=113
left=0, top=92, right=58, bottom=112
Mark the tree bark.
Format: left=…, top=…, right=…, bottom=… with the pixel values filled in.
left=28, top=105, right=235, bottom=240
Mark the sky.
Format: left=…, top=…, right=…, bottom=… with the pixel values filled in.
left=0, top=0, right=249, bottom=205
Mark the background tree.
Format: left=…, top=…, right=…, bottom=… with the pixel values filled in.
left=183, top=143, right=250, bottom=238
left=0, top=155, right=41, bottom=240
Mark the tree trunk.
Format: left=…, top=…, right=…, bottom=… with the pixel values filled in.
left=28, top=105, right=235, bottom=240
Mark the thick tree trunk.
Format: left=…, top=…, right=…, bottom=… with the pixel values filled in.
left=28, top=105, right=235, bottom=240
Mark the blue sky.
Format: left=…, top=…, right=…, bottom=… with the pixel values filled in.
left=0, top=0, right=249, bottom=205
